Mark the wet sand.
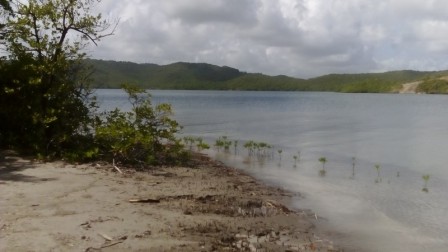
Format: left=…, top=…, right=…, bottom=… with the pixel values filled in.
left=0, top=151, right=341, bottom=251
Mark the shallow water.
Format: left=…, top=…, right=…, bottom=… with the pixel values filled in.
left=97, top=89, right=448, bottom=251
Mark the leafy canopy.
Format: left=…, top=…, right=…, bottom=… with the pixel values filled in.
left=0, top=0, right=114, bottom=156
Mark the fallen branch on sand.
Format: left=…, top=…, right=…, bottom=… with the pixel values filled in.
left=129, top=198, right=160, bottom=203
left=86, top=234, right=127, bottom=251
left=85, top=240, right=124, bottom=251
left=98, top=232, right=113, bottom=241
left=112, top=158, right=123, bottom=174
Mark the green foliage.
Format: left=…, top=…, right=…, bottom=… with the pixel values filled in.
left=195, top=138, right=210, bottom=152
left=0, top=0, right=11, bottom=37
left=374, top=164, right=382, bottom=183
left=243, top=140, right=272, bottom=158
left=243, top=140, right=256, bottom=156
left=233, top=140, right=238, bottom=155
left=183, top=136, right=196, bottom=150
left=0, top=1, right=191, bottom=167
left=89, top=60, right=242, bottom=89
left=319, top=157, right=327, bottom=176
left=422, top=174, right=430, bottom=193
left=416, top=77, right=448, bottom=94
left=215, top=136, right=232, bottom=152
left=182, top=136, right=209, bottom=152
left=88, top=60, right=448, bottom=93
left=307, top=70, right=426, bottom=93
left=277, top=149, right=283, bottom=161
left=0, top=0, right=112, bottom=157
left=94, top=85, right=187, bottom=166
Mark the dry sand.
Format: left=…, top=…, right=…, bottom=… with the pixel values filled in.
left=1, top=151, right=340, bottom=251
left=398, top=82, right=420, bottom=94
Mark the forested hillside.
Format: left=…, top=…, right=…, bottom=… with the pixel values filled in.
left=88, top=59, right=447, bottom=93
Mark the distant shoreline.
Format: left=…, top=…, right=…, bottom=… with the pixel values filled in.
left=88, top=59, right=448, bottom=93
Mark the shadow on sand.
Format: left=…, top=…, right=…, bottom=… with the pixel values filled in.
left=0, top=150, right=56, bottom=183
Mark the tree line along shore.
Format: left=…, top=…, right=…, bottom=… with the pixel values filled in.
left=89, top=59, right=448, bottom=94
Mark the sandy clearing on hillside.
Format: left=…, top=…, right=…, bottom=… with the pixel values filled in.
left=398, top=82, right=421, bottom=94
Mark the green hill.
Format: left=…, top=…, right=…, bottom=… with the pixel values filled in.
left=87, top=59, right=447, bottom=93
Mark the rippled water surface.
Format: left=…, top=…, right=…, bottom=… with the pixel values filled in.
left=97, top=89, right=448, bottom=251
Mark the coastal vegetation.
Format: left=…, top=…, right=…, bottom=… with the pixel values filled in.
left=374, top=164, right=382, bottom=183
left=416, top=77, right=448, bottom=94
left=318, top=157, right=327, bottom=176
left=0, top=0, right=188, bottom=166
left=0, top=0, right=112, bottom=159
left=94, top=84, right=188, bottom=166
left=277, top=149, right=283, bottom=161
left=422, top=174, right=430, bottom=193
left=215, top=136, right=232, bottom=152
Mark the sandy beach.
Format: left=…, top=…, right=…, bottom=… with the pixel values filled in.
left=0, top=150, right=340, bottom=251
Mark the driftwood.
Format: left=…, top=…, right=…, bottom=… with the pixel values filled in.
left=129, top=198, right=160, bottom=203
left=85, top=241, right=124, bottom=251
left=112, top=158, right=123, bottom=174
left=85, top=234, right=127, bottom=251
left=98, top=232, right=113, bottom=241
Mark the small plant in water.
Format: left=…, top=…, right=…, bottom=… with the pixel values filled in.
left=293, top=155, right=298, bottom=168
left=374, top=164, right=382, bottom=183
left=195, top=137, right=210, bottom=152
left=215, top=136, right=232, bottom=152
left=351, top=157, right=356, bottom=178
left=318, top=157, right=327, bottom=176
left=277, top=149, right=283, bottom=166
left=422, top=174, right=430, bottom=193
left=183, top=136, right=196, bottom=150
left=277, top=149, right=283, bottom=161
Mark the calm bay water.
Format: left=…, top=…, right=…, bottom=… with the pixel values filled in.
left=97, top=89, right=448, bottom=251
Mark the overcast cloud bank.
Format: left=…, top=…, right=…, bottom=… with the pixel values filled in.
left=91, top=0, right=448, bottom=78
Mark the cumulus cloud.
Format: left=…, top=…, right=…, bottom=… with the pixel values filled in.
left=90, top=0, right=448, bottom=78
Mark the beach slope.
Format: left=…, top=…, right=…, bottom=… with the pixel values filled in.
left=0, top=152, right=338, bottom=251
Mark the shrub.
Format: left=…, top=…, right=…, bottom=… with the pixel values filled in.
left=94, top=84, right=188, bottom=166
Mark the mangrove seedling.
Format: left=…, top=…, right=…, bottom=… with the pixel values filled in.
left=233, top=140, right=238, bottom=155
left=215, top=136, right=232, bottom=152
left=293, top=155, right=298, bottom=168
left=319, top=157, right=327, bottom=176
left=277, top=149, right=283, bottom=166
left=195, top=137, right=210, bottom=152
left=244, top=140, right=255, bottom=157
left=374, top=164, right=382, bottom=183
left=222, top=136, right=232, bottom=152
left=257, top=142, right=272, bottom=159
left=422, top=174, right=430, bottom=193
left=215, top=138, right=224, bottom=152
left=183, top=136, right=196, bottom=150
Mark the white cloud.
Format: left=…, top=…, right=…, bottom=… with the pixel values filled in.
left=89, top=0, right=448, bottom=78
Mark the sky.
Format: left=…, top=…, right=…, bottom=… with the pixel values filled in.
left=90, top=0, right=448, bottom=78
